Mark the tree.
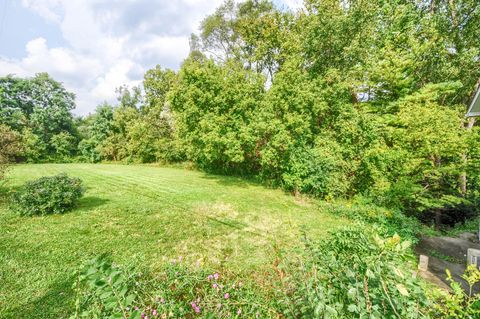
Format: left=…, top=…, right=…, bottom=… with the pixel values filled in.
left=169, top=56, right=265, bottom=173
left=0, top=73, right=78, bottom=160
left=0, top=125, right=22, bottom=184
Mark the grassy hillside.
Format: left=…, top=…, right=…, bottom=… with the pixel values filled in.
left=0, top=164, right=345, bottom=318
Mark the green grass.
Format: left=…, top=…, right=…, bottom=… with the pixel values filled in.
left=0, top=163, right=345, bottom=318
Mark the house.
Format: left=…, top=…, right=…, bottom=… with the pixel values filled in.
left=466, top=85, right=480, bottom=117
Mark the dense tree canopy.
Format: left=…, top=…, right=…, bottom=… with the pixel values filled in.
left=0, top=73, right=78, bottom=162
left=1, top=0, right=479, bottom=225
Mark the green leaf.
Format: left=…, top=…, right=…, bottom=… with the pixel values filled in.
left=347, top=304, right=357, bottom=313
left=396, top=283, right=409, bottom=296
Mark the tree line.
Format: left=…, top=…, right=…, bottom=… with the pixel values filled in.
left=1, top=0, right=479, bottom=225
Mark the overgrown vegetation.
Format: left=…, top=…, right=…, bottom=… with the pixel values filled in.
left=71, top=227, right=480, bottom=319
left=0, top=125, right=22, bottom=184
left=1, top=0, right=479, bottom=227
left=1, top=0, right=480, bottom=317
left=72, top=255, right=275, bottom=319
left=10, top=173, right=85, bottom=216
left=280, top=229, right=430, bottom=318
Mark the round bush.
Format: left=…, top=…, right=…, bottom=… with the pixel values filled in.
left=11, top=173, right=85, bottom=216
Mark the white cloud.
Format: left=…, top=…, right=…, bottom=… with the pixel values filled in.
left=1, top=0, right=296, bottom=115
left=21, top=0, right=63, bottom=23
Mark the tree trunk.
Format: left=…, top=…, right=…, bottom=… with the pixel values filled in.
left=435, top=210, right=442, bottom=230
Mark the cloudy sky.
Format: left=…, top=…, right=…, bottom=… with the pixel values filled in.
left=0, top=0, right=302, bottom=115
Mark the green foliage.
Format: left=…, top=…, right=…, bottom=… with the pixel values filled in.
left=170, top=57, right=264, bottom=173
left=282, top=141, right=348, bottom=198
left=11, top=173, right=85, bottom=216
left=1, top=0, right=479, bottom=227
left=51, top=132, right=77, bottom=161
left=0, top=73, right=78, bottom=161
left=72, top=256, right=275, bottom=318
left=280, top=228, right=430, bottom=318
left=72, top=255, right=141, bottom=319
left=323, top=199, right=420, bottom=242
left=429, top=265, right=480, bottom=318
left=0, top=124, right=22, bottom=183
left=21, top=127, right=48, bottom=163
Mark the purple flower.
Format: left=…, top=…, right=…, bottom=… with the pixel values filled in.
left=191, top=302, right=197, bottom=308
left=207, top=275, right=213, bottom=281
left=213, top=283, right=218, bottom=289
left=141, top=313, right=145, bottom=319
left=152, top=309, right=158, bottom=316
left=213, top=273, right=219, bottom=280
left=224, top=293, right=230, bottom=299
left=194, top=306, right=201, bottom=313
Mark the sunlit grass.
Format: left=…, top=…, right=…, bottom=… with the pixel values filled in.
left=0, top=163, right=346, bottom=318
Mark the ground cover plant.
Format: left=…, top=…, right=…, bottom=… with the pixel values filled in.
left=69, top=225, right=480, bottom=319
left=72, top=255, right=277, bottom=318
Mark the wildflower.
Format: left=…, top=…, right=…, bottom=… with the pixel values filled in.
left=224, top=293, right=230, bottom=299
left=135, top=307, right=139, bottom=311
left=141, top=313, right=145, bottom=319
left=213, top=273, right=219, bottom=280
left=152, top=309, right=158, bottom=316
left=207, top=274, right=213, bottom=281
left=160, top=298, right=165, bottom=304
left=194, top=306, right=201, bottom=313
left=237, top=309, right=242, bottom=315
left=191, top=302, right=197, bottom=308
left=213, top=283, right=218, bottom=289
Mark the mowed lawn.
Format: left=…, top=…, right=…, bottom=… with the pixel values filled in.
left=0, top=164, right=345, bottom=318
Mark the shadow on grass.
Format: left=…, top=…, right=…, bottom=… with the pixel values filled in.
left=76, top=196, right=109, bottom=212
left=3, top=277, right=74, bottom=319
left=200, top=172, right=262, bottom=188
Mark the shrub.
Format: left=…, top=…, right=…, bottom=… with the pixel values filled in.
left=428, top=265, right=480, bottom=318
left=318, top=199, right=420, bottom=243
left=279, top=227, right=431, bottom=318
left=11, top=173, right=85, bottom=216
left=282, top=142, right=348, bottom=198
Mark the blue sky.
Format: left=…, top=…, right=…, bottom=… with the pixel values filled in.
left=0, top=0, right=302, bottom=115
